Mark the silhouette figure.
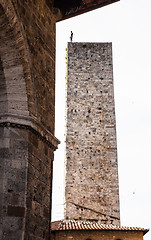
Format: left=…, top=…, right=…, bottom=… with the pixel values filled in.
left=70, top=31, right=73, bottom=42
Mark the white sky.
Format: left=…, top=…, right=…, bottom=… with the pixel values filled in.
left=52, top=0, right=151, bottom=239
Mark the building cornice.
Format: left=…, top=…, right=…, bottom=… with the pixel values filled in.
left=0, top=113, right=60, bottom=151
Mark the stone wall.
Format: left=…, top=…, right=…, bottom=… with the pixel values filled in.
left=0, top=1, right=60, bottom=239
left=9, top=0, right=59, bottom=133
left=0, top=123, right=56, bottom=239
left=0, top=125, right=28, bottom=239
left=26, top=130, right=55, bottom=239
left=51, top=230, right=144, bottom=240
left=0, top=0, right=120, bottom=238
left=65, top=42, right=120, bottom=225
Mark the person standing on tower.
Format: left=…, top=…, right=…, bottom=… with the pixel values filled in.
left=70, top=31, right=73, bottom=42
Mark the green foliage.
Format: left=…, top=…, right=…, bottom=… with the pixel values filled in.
left=82, top=43, right=87, bottom=48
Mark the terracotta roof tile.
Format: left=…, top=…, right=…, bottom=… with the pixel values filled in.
left=51, top=220, right=149, bottom=235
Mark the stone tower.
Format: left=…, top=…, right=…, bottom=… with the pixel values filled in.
left=0, top=0, right=119, bottom=238
left=65, top=42, right=120, bottom=225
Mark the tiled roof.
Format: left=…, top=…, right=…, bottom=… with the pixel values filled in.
left=51, top=220, right=149, bottom=235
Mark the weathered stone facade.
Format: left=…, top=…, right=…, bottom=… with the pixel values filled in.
left=0, top=0, right=120, bottom=239
left=51, top=229, right=145, bottom=240
left=51, top=230, right=145, bottom=240
left=0, top=1, right=60, bottom=239
left=65, top=43, right=120, bottom=225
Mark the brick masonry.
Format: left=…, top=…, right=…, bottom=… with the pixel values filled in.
left=65, top=42, right=120, bottom=225
left=51, top=230, right=144, bottom=240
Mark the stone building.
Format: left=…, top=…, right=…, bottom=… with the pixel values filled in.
left=0, top=0, right=120, bottom=239
left=51, top=220, right=148, bottom=240
left=51, top=42, right=149, bottom=239
left=65, top=42, right=120, bottom=225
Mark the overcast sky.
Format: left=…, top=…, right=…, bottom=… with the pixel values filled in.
left=52, top=0, right=151, bottom=239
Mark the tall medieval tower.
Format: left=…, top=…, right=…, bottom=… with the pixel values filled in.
left=0, top=0, right=119, bottom=238
left=65, top=42, right=120, bottom=225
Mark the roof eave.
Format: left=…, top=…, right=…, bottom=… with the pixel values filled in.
left=51, top=229, right=149, bottom=236
left=56, top=0, right=120, bottom=22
